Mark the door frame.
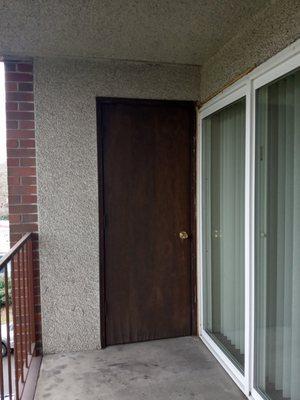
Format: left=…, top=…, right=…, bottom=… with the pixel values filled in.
left=96, top=97, right=198, bottom=348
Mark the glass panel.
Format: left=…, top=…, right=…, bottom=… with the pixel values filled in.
left=254, top=68, right=300, bottom=400
left=202, top=98, right=246, bottom=371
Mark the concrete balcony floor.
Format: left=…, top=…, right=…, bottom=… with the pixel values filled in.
left=34, top=336, right=245, bottom=400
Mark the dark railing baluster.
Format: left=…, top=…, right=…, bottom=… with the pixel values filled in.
left=18, top=248, right=24, bottom=385
left=12, top=255, right=19, bottom=400
left=28, top=239, right=35, bottom=349
left=25, top=243, right=30, bottom=359
left=0, top=233, right=37, bottom=400
left=21, top=246, right=28, bottom=370
left=5, top=263, right=13, bottom=398
left=0, top=295, right=4, bottom=399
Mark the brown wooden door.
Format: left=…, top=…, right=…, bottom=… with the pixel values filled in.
left=98, top=98, right=195, bottom=346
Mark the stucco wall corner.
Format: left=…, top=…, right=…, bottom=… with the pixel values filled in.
left=200, top=0, right=300, bottom=102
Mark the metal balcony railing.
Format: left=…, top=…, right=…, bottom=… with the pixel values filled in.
left=0, top=233, right=39, bottom=399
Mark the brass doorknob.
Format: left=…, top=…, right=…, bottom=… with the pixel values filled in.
left=179, top=231, right=189, bottom=240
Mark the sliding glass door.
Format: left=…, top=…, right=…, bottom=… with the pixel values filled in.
left=202, top=98, right=246, bottom=372
left=199, top=45, right=300, bottom=400
left=254, top=68, right=300, bottom=400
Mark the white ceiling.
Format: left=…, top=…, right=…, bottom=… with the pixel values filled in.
left=0, top=0, right=270, bottom=65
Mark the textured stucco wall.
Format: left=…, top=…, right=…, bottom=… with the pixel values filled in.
left=34, top=57, right=201, bottom=354
left=200, top=0, right=300, bottom=102
left=33, top=0, right=300, bottom=355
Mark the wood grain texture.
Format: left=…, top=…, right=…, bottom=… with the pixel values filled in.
left=98, top=98, right=195, bottom=346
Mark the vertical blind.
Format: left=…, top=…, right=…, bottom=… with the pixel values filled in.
left=203, top=98, right=246, bottom=371
left=255, top=68, right=300, bottom=400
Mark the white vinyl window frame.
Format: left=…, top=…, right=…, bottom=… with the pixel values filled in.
left=197, top=39, right=300, bottom=400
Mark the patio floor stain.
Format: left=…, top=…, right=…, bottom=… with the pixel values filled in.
left=34, top=336, right=246, bottom=400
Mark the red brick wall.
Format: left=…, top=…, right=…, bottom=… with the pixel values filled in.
left=4, top=61, right=42, bottom=352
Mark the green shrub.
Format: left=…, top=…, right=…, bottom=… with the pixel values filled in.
left=0, top=276, right=12, bottom=308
